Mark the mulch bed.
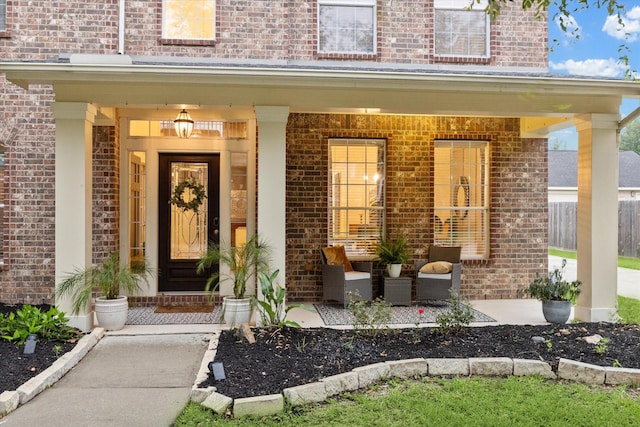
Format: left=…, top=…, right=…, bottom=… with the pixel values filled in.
left=0, top=303, right=78, bottom=394
left=204, top=322, right=640, bottom=399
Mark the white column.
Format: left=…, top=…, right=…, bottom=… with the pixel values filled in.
left=574, top=114, right=619, bottom=322
left=52, top=102, right=97, bottom=331
left=255, top=106, right=289, bottom=294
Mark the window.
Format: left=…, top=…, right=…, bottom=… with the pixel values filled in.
left=318, top=0, right=376, bottom=54
left=434, top=140, right=490, bottom=259
left=0, top=0, right=7, bottom=32
left=434, top=0, right=489, bottom=58
left=162, top=0, right=215, bottom=41
left=328, top=138, right=385, bottom=257
left=128, top=152, right=146, bottom=269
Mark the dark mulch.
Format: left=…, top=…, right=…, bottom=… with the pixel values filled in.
left=0, top=304, right=78, bottom=394
left=204, top=322, right=640, bottom=399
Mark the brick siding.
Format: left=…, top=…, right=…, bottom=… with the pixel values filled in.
left=0, top=1, right=546, bottom=67
left=286, top=114, right=548, bottom=302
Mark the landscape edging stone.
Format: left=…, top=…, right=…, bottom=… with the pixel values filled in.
left=198, top=356, right=638, bottom=419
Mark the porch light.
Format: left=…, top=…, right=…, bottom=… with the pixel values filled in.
left=174, top=109, right=194, bottom=139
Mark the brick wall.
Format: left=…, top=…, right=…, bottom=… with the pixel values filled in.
left=92, top=125, right=119, bottom=263
left=0, top=81, right=56, bottom=305
left=286, top=113, right=548, bottom=302
left=0, top=1, right=547, bottom=68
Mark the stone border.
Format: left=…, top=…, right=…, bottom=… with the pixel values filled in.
left=0, top=328, right=104, bottom=417
left=191, top=351, right=640, bottom=419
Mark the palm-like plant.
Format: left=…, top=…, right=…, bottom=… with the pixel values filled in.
left=197, top=234, right=271, bottom=299
left=55, top=252, right=153, bottom=315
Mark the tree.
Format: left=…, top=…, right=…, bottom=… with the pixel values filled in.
left=480, top=0, right=633, bottom=77
left=620, top=119, right=640, bottom=155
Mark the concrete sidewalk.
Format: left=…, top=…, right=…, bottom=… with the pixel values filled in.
left=549, top=255, right=640, bottom=300
left=1, top=333, right=210, bottom=427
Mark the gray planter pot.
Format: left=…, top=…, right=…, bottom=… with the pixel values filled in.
left=542, top=300, right=571, bottom=324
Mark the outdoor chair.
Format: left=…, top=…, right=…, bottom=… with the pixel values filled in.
left=415, top=246, right=462, bottom=303
left=321, top=246, right=373, bottom=307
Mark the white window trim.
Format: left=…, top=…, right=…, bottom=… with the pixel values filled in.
left=434, top=0, right=490, bottom=59
left=161, top=0, right=216, bottom=41
left=317, top=0, right=377, bottom=55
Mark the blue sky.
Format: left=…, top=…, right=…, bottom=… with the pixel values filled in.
left=547, top=3, right=640, bottom=150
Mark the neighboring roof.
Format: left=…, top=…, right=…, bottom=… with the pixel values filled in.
left=549, top=150, right=640, bottom=188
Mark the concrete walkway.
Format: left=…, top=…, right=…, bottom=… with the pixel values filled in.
left=549, top=255, right=640, bottom=300
left=1, top=333, right=211, bottom=427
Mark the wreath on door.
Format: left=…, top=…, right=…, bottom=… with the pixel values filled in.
left=169, top=177, right=207, bottom=214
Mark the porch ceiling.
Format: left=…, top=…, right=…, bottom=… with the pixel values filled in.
left=2, top=59, right=638, bottom=119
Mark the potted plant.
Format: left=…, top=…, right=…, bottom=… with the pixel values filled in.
left=519, top=259, right=581, bottom=323
left=197, top=234, right=271, bottom=326
left=375, top=235, right=410, bottom=278
left=55, top=252, right=153, bottom=331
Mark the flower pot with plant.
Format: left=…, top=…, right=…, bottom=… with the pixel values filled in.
left=375, top=235, right=410, bottom=278
left=519, top=259, right=581, bottom=323
left=55, top=252, right=154, bottom=331
left=197, top=234, right=271, bottom=327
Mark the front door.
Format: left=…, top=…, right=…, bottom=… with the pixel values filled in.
left=158, top=153, right=220, bottom=291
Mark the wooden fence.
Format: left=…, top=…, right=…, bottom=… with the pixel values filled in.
left=549, top=200, right=640, bottom=257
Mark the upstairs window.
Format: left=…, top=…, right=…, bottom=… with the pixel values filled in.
left=318, top=0, right=376, bottom=54
left=328, top=138, right=385, bottom=257
left=435, top=0, right=489, bottom=58
left=434, top=140, right=490, bottom=260
left=0, top=0, right=7, bottom=32
left=162, top=0, right=215, bottom=41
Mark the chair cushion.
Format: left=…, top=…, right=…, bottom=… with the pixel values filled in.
left=418, top=272, right=452, bottom=280
left=322, top=245, right=354, bottom=272
left=419, top=261, right=453, bottom=274
left=345, top=271, right=371, bottom=281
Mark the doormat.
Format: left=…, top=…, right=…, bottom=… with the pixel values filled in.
left=155, top=304, right=215, bottom=314
left=313, top=303, right=495, bottom=326
left=126, top=306, right=224, bottom=325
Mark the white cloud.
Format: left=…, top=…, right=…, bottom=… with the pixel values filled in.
left=602, top=6, right=640, bottom=42
left=555, top=14, right=581, bottom=39
left=550, top=58, right=625, bottom=77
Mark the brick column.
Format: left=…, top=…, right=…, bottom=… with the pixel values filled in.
left=52, top=102, right=97, bottom=331
left=574, top=114, right=620, bottom=322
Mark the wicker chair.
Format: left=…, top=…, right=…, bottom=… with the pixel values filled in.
left=415, top=246, right=462, bottom=303
left=320, top=250, right=373, bottom=307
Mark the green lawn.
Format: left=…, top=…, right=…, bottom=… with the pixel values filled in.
left=174, top=376, right=640, bottom=426
left=548, top=248, right=640, bottom=270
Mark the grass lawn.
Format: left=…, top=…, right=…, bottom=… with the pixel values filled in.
left=548, top=248, right=640, bottom=270
left=174, top=376, right=640, bottom=426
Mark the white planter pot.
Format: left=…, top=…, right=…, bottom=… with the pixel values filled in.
left=95, top=296, right=129, bottom=331
left=223, top=297, right=252, bottom=327
left=387, top=264, right=402, bottom=278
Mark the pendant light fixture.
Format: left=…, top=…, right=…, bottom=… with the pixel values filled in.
left=174, top=109, right=194, bottom=139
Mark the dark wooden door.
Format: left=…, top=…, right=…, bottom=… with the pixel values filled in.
left=158, top=153, right=220, bottom=291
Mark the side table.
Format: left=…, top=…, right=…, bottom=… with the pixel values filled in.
left=383, top=276, right=412, bottom=306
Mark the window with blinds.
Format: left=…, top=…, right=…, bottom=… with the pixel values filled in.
left=318, top=0, right=376, bottom=54
left=434, top=140, right=490, bottom=259
left=328, top=138, right=385, bottom=257
left=434, top=0, right=489, bottom=58
left=162, top=0, right=216, bottom=40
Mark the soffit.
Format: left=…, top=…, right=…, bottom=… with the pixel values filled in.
left=1, top=61, right=636, bottom=117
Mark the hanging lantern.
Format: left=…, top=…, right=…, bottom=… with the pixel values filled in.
left=174, top=109, right=194, bottom=139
